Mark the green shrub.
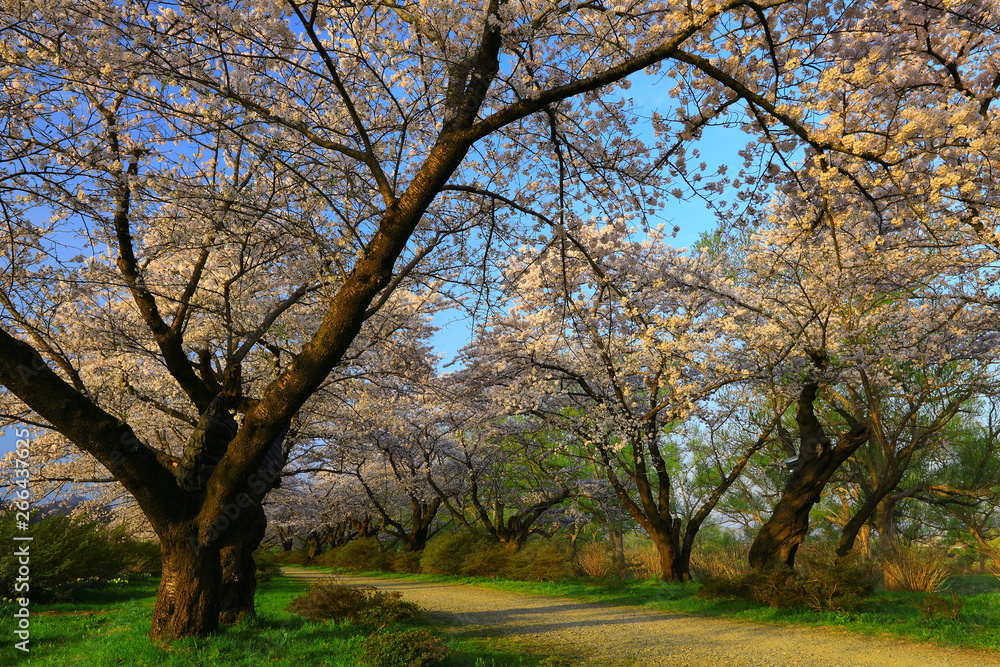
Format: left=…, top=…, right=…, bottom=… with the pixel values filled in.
left=286, top=579, right=421, bottom=627
left=459, top=540, right=511, bottom=577
left=311, top=547, right=341, bottom=568
left=253, top=549, right=284, bottom=583
left=118, top=539, right=162, bottom=577
left=357, top=628, right=449, bottom=667
left=271, top=549, right=309, bottom=565
left=504, top=540, right=572, bottom=582
left=0, top=512, right=152, bottom=602
left=420, top=532, right=479, bottom=575
left=390, top=551, right=424, bottom=574
left=337, top=537, right=392, bottom=571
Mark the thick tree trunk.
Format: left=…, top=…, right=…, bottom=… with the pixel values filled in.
left=151, top=528, right=223, bottom=640
left=747, top=472, right=823, bottom=569
left=403, top=498, right=441, bottom=552
left=748, top=382, right=870, bottom=571
left=649, top=520, right=686, bottom=582
left=875, top=495, right=899, bottom=545
left=219, top=503, right=267, bottom=625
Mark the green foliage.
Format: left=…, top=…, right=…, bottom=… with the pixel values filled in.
left=314, top=537, right=391, bottom=571
left=357, top=628, right=449, bottom=667
left=254, top=549, right=285, bottom=583
left=0, top=512, right=158, bottom=602
left=504, top=541, right=572, bottom=582
left=390, top=551, right=424, bottom=574
left=337, top=537, right=393, bottom=571
left=268, top=548, right=310, bottom=565
left=420, top=532, right=479, bottom=575
left=459, top=541, right=511, bottom=578
left=285, top=580, right=421, bottom=627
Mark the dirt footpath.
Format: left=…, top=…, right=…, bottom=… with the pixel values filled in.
left=280, top=567, right=1000, bottom=667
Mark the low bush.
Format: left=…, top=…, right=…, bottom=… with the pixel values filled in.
left=0, top=512, right=154, bottom=602
left=253, top=549, right=285, bottom=583
left=576, top=541, right=614, bottom=579
left=272, top=549, right=310, bottom=565
left=699, top=556, right=878, bottom=613
left=505, top=540, right=572, bottom=582
left=337, top=537, right=392, bottom=571
left=626, top=542, right=660, bottom=581
left=915, top=591, right=964, bottom=622
left=460, top=540, right=512, bottom=577
left=390, top=550, right=424, bottom=574
left=882, top=545, right=949, bottom=593
left=689, top=544, right=748, bottom=583
left=286, top=579, right=421, bottom=627
left=420, top=532, right=479, bottom=575
left=357, top=628, right=449, bottom=667
left=310, top=537, right=392, bottom=571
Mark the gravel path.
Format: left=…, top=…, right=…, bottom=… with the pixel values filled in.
left=280, top=566, right=1000, bottom=666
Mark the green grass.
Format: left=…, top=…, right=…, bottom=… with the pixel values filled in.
left=287, top=565, right=1000, bottom=654
left=0, top=576, right=559, bottom=666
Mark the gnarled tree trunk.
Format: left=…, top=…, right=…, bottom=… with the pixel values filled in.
left=219, top=502, right=268, bottom=625
left=151, top=526, right=223, bottom=640
left=749, top=382, right=870, bottom=570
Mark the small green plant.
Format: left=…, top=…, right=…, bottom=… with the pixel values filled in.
left=285, top=579, right=421, bottom=627
left=357, top=628, right=449, bottom=667
left=253, top=549, right=284, bottom=583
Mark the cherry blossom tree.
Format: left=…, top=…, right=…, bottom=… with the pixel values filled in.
left=462, top=223, right=786, bottom=580
left=708, top=202, right=1000, bottom=569
left=4, top=0, right=999, bottom=640
left=4, top=0, right=829, bottom=637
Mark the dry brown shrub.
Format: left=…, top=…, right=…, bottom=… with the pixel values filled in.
left=576, top=541, right=614, bottom=579
left=689, top=544, right=747, bottom=582
left=626, top=542, right=660, bottom=581
left=882, top=545, right=950, bottom=593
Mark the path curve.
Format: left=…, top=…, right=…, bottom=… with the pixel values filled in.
left=280, top=566, right=1000, bottom=667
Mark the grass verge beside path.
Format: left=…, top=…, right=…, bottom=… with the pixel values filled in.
left=0, top=575, right=559, bottom=666
left=292, top=566, right=1000, bottom=654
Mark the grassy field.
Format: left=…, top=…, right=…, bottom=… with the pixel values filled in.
left=0, top=576, right=559, bottom=667
left=293, top=566, right=1000, bottom=654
